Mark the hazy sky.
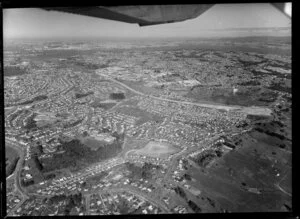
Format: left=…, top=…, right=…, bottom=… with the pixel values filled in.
left=3, top=3, right=291, bottom=40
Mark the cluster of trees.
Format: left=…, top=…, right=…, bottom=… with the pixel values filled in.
left=90, top=102, right=116, bottom=110
left=4, top=66, right=28, bottom=77
left=42, top=133, right=124, bottom=173
left=101, top=127, right=110, bottom=133
left=8, top=109, right=24, bottom=123
left=192, top=150, right=218, bottom=168
left=222, top=141, right=235, bottom=150
left=272, top=120, right=285, bottom=128
left=33, top=95, right=48, bottom=101
left=32, top=154, right=44, bottom=171
left=20, top=149, right=46, bottom=186
left=64, top=193, right=83, bottom=215
left=238, top=80, right=261, bottom=86
left=31, top=143, right=44, bottom=156
left=36, top=144, right=44, bottom=155
left=48, top=194, right=67, bottom=204
left=47, top=192, right=83, bottom=215
left=187, top=200, right=202, bottom=213
left=117, top=198, right=132, bottom=214
left=238, top=59, right=265, bottom=67
left=258, top=91, right=278, bottom=103
left=44, top=173, right=56, bottom=180
left=75, top=91, right=94, bottom=99
left=109, top=92, right=125, bottom=100
left=254, top=127, right=286, bottom=141
left=19, top=95, right=48, bottom=105
left=42, top=140, right=87, bottom=172
left=174, top=186, right=202, bottom=213
left=126, top=162, right=160, bottom=180
left=126, top=163, right=151, bottom=180
left=111, top=131, right=125, bottom=141
left=21, top=179, right=34, bottom=187
left=181, top=159, right=189, bottom=170
left=174, top=186, right=187, bottom=200
left=246, top=114, right=268, bottom=121
left=183, top=173, right=192, bottom=181
left=23, top=113, right=38, bottom=130
left=85, top=171, right=108, bottom=186
left=75, top=61, right=106, bottom=70
left=206, top=197, right=216, bottom=208
left=19, top=99, right=34, bottom=105
left=268, top=82, right=291, bottom=93
left=82, top=131, right=89, bottom=137
left=282, top=93, right=291, bottom=103
left=63, top=118, right=84, bottom=129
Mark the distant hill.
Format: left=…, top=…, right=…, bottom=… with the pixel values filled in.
left=220, top=36, right=291, bottom=44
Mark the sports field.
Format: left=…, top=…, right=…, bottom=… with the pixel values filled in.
left=135, top=141, right=180, bottom=158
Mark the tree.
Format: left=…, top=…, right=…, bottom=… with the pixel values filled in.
left=119, top=198, right=130, bottom=214
left=216, top=150, right=223, bottom=157
left=183, top=173, right=191, bottom=181
left=81, top=181, right=87, bottom=188
left=82, top=131, right=89, bottom=137
left=37, top=144, right=43, bottom=155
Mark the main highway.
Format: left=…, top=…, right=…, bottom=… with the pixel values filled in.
left=96, top=72, right=272, bottom=116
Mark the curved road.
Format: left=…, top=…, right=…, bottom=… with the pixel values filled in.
left=6, top=140, right=29, bottom=216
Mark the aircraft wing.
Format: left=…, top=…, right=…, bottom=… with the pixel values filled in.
left=43, top=3, right=291, bottom=27
left=43, top=5, right=214, bottom=26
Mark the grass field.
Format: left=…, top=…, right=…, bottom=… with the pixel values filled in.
left=186, top=131, right=292, bottom=212
left=135, top=141, right=180, bottom=158
left=114, top=106, right=163, bottom=126
left=6, top=145, right=20, bottom=177
left=6, top=146, right=19, bottom=166
left=80, top=137, right=106, bottom=151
